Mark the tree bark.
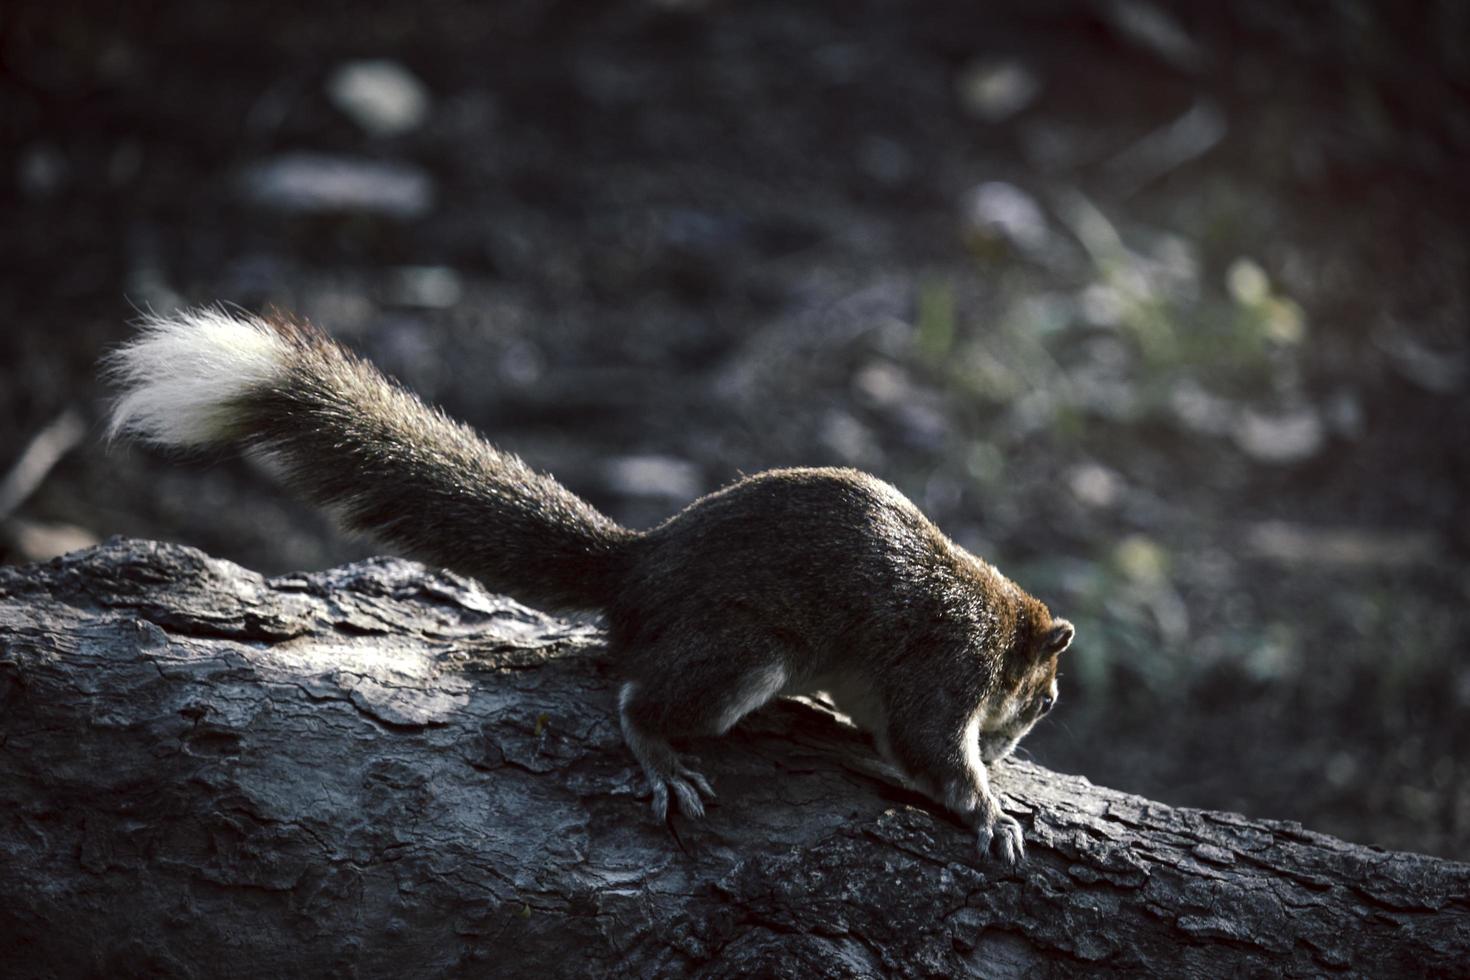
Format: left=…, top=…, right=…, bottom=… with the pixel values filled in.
left=1, top=540, right=1466, bottom=978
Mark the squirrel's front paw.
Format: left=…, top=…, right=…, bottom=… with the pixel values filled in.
left=975, top=806, right=1025, bottom=865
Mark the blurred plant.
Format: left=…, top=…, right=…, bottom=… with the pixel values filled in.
left=915, top=189, right=1313, bottom=458
left=914, top=277, right=956, bottom=365
left=1062, top=192, right=1306, bottom=382
left=1010, top=534, right=1190, bottom=710
left=1225, top=258, right=1305, bottom=349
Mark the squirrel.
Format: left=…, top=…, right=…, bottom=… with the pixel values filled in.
left=105, top=307, right=1074, bottom=864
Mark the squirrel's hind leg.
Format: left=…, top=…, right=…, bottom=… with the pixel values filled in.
left=618, top=657, right=787, bottom=822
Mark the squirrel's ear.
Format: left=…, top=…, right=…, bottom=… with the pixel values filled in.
left=1042, top=620, right=1075, bottom=657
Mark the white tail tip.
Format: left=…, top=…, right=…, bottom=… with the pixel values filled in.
left=105, top=307, right=290, bottom=448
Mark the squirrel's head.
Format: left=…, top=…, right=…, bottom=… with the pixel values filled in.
left=975, top=602, right=1074, bottom=764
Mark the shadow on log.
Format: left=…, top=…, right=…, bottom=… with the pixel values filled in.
left=2, top=540, right=1467, bottom=977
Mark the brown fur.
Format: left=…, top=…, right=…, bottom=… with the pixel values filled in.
left=112, top=312, right=1074, bottom=863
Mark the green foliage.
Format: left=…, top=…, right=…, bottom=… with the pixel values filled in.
left=1010, top=540, right=1186, bottom=708
left=914, top=277, right=956, bottom=365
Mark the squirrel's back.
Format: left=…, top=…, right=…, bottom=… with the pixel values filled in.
left=106, top=307, right=634, bottom=610
left=107, top=307, right=1075, bottom=859
left=106, top=308, right=1052, bottom=664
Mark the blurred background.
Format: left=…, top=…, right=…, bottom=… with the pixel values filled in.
left=3, top=0, right=1467, bottom=858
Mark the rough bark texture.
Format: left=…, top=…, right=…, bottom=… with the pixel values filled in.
left=2, top=540, right=1467, bottom=978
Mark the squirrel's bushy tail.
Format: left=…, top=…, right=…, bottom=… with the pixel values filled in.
left=106, top=307, right=634, bottom=611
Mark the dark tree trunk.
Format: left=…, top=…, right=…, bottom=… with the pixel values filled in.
left=2, top=540, right=1467, bottom=978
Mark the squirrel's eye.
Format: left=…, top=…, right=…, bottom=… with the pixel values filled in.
left=1039, top=695, right=1055, bottom=714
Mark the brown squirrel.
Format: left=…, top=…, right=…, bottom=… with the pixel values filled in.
left=106, top=307, right=1073, bottom=864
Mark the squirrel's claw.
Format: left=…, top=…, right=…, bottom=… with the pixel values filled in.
left=976, top=811, right=1026, bottom=865
left=678, top=764, right=717, bottom=801
left=649, top=763, right=716, bottom=822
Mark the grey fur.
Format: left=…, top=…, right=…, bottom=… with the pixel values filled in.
left=106, top=310, right=1074, bottom=862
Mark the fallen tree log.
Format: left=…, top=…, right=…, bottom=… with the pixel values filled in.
left=1, top=539, right=1466, bottom=978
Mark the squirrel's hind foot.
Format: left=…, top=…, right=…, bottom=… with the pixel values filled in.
left=619, top=682, right=718, bottom=822
left=648, top=760, right=717, bottom=822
